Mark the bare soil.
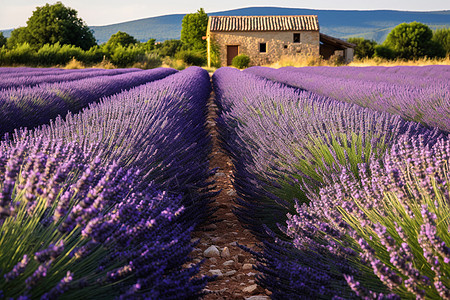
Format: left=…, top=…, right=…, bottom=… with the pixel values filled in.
left=190, top=84, right=271, bottom=299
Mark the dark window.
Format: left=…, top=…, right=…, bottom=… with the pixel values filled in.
left=259, top=42, right=267, bottom=53
left=293, top=33, right=300, bottom=43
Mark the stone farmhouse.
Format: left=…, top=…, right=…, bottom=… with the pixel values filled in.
left=206, top=15, right=355, bottom=67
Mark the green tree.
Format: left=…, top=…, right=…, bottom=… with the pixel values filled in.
left=106, top=31, right=138, bottom=48
left=432, top=27, right=450, bottom=55
left=384, top=22, right=442, bottom=59
left=7, top=27, right=31, bottom=48
left=156, top=39, right=184, bottom=57
left=0, top=32, right=6, bottom=47
left=24, top=2, right=96, bottom=50
left=180, top=8, right=208, bottom=51
left=347, top=37, right=377, bottom=59
left=374, top=45, right=396, bottom=60
left=140, top=38, right=156, bottom=52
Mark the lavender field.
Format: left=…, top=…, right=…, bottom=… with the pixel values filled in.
left=0, top=65, right=449, bottom=299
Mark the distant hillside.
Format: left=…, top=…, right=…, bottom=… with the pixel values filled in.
left=2, top=7, right=449, bottom=44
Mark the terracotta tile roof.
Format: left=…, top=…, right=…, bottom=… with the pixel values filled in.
left=209, top=15, right=319, bottom=32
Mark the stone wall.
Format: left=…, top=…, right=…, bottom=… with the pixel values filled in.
left=209, top=31, right=319, bottom=67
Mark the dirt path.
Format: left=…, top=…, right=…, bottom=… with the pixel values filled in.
left=190, top=82, right=271, bottom=299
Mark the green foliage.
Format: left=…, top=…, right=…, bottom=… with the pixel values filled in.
left=7, top=27, right=31, bottom=49
left=232, top=54, right=250, bottom=69
left=0, top=43, right=36, bottom=66
left=156, top=39, right=184, bottom=57
left=36, top=42, right=84, bottom=66
left=180, top=8, right=208, bottom=51
left=134, top=52, right=162, bottom=69
left=209, top=39, right=221, bottom=68
left=0, top=32, right=6, bottom=48
left=384, top=22, right=442, bottom=59
left=432, top=27, right=450, bottom=54
left=105, top=31, right=138, bottom=52
left=176, top=50, right=206, bottom=66
left=24, top=1, right=96, bottom=50
left=347, top=37, right=377, bottom=59
left=0, top=43, right=107, bottom=67
left=0, top=40, right=163, bottom=68
left=81, top=46, right=107, bottom=65
left=109, top=45, right=145, bottom=68
left=338, top=141, right=450, bottom=298
left=374, top=45, right=396, bottom=60
left=140, top=38, right=156, bottom=52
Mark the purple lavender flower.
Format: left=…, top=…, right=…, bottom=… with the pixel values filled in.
left=4, top=255, right=30, bottom=282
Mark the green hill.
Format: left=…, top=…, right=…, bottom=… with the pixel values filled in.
left=2, top=7, right=449, bottom=44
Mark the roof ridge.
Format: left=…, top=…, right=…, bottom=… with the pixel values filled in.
left=209, top=15, right=319, bottom=17
left=209, top=15, right=319, bottom=32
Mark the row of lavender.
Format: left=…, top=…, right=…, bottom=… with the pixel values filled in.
left=0, top=68, right=140, bottom=90
left=213, top=67, right=449, bottom=299
left=245, top=66, right=450, bottom=133
left=0, top=67, right=214, bottom=299
left=0, top=68, right=177, bottom=137
left=279, top=65, right=450, bottom=86
left=0, top=67, right=71, bottom=76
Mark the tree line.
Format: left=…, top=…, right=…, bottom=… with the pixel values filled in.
left=0, top=2, right=211, bottom=68
left=348, top=22, right=450, bottom=60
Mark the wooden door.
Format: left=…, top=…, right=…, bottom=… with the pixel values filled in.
left=227, top=45, right=239, bottom=66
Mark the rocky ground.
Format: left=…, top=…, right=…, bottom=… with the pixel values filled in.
left=189, top=86, right=271, bottom=300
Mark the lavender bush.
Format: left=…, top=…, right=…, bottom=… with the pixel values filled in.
left=0, top=68, right=139, bottom=90
left=214, top=66, right=448, bottom=298
left=0, top=68, right=177, bottom=136
left=246, top=66, right=450, bottom=132
left=268, top=135, right=450, bottom=299
left=1, top=67, right=214, bottom=298
left=0, top=139, right=207, bottom=299
left=14, top=67, right=213, bottom=205
left=213, top=67, right=440, bottom=236
left=0, top=67, right=66, bottom=77
left=279, top=65, right=450, bottom=87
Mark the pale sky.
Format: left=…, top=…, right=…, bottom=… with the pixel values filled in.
left=0, top=0, right=449, bottom=30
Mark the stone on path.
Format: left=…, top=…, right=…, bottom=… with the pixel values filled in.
left=223, top=260, right=235, bottom=266
left=227, top=189, right=237, bottom=196
left=224, top=270, right=237, bottom=276
left=221, top=246, right=230, bottom=258
left=242, top=284, right=258, bottom=294
left=245, top=296, right=270, bottom=300
left=204, top=245, right=220, bottom=257
left=209, top=269, right=223, bottom=277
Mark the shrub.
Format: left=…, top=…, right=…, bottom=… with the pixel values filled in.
left=156, top=39, right=184, bottom=57
left=232, top=54, right=250, bottom=69
left=4, top=43, right=36, bottom=66
left=287, top=135, right=450, bottom=299
left=133, top=53, right=162, bottom=69
left=347, top=37, right=377, bottom=59
left=433, top=28, right=450, bottom=55
left=81, top=46, right=106, bottom=65
left=36, top=43, right=84, bottom=66
left=176, top=50, right=206, bottom=66
left=110, top=45, right=145, bottom=68
left=374, top=45, right=396, bottom=60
